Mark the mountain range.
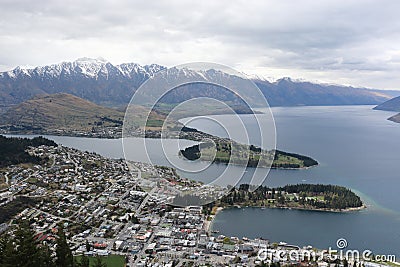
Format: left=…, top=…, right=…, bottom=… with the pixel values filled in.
left=0, top=58, right=165, bottom=110
left=0, top=58, right=398, bottom=112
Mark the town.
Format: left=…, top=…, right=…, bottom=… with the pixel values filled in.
left=0, top=144, right=394, bottom=267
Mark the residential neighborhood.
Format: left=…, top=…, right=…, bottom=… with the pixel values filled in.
left=0, top=144, right=395, bottom=266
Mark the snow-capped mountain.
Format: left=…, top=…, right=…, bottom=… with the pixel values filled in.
left=0, top=58, right=397, bottom=110
left=1, top=57, right=165, bottom=80
left=0, top=58, right=166, bottom=108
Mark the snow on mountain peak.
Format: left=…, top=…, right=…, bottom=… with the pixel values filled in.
left=0, top=59, right=239, bottom=82
left=73, top=59, right=108, bottom=78
left=6, top=66, right=32, bottom=79
left=0, top=58, right=167, bottom=80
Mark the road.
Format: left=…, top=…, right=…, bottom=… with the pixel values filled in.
left=4, top=172, right=9, bottom=185
left=29, top=208, right=73, bottom=229
left=131, top=228, right=156, bottom=266
left=66, top=151, right=79, bottom=174
left=129, top=164, right=158, bottom=267
left=136, top=187, right=156, bottom=215
left=50, top=154, right=56, bottom=168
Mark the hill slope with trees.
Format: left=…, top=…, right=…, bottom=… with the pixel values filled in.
left=0, top=135, right=56, bottom=168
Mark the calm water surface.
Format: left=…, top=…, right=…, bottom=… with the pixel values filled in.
left=184, top=105, right=400, bottom=255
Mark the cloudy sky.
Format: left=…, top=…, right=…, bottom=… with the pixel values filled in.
left=1, top=0, right=400, bottom=89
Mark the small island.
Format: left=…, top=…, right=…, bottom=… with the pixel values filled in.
left=180, top=142, right=318, bottom=169
left=203, top=183, right=364, bottom=214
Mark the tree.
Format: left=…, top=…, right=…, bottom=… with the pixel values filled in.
left=0, top=235, right=9, bottom=264
left=85, top=240, right=91, bottom=252
left=0, top=234, right=15, bottom=267
left=37, top=245, right=56, bottom=267
left=0, top=220, right=55, bottom=267
left=131, top=215, right=139, bottom=224
left=55, top=224, right=73, bottom=267
left=13, top=221, right=44, bottom=267
left=223, top=237, right=232, bottom=244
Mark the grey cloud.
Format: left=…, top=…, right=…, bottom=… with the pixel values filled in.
left=0, top=0, right=400, bottom=89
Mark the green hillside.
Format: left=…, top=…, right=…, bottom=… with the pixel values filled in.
left=0, top=93, right=125, bottom=133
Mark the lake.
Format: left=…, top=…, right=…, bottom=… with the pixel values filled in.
left=182, top=105, right=400, bottom=256
left=9, top=105, right=400, bottom=256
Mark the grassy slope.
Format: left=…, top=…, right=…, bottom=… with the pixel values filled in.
left=0, top=93, right=125, bottom=131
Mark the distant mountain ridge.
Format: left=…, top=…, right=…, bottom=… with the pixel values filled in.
left=0, top=58, right=398, bottom=110
left=254, top=78, right=399, bottom=107
left=373, top=96, right=400, bottom=123
left=373, top=95, right=400, bottom=112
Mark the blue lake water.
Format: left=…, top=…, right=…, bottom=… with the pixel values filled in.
left=182, top=105, right=400, bottom=256
left=9, top=105, right=400, bottom=256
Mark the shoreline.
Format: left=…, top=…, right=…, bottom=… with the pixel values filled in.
left=263, top=204, right=367, bottom=213
left=179, top=157, right=318, bottom=170
left=208, top=203, right=367, bottom=230
left=207, top=203, right=367, bottom=237
left=205, top=207, right=223, bottom=234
